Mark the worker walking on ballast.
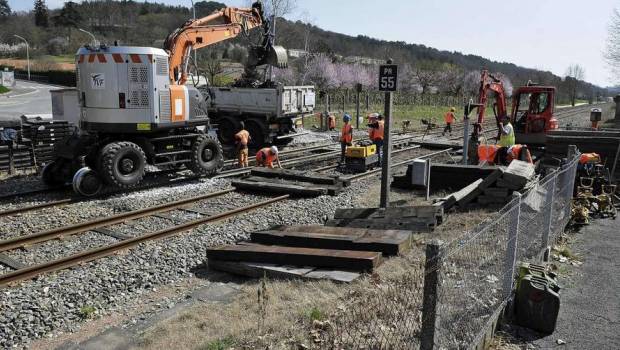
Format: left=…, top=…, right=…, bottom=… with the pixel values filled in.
left=368, top=113, right=385, bottom=165
left=340, top=114, right=353, bottom=163
left=499, top=115, right=516, bottom=147
left=234, top=122, right=251, bottom=168
left=256, top=146, right=282, bottom=169
left=442, top=107, right=456, bottom=136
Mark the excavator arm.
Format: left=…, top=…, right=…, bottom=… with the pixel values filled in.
left=164, top=1, right=286, bottom=85
left=475, top=70, right=508, bottom=138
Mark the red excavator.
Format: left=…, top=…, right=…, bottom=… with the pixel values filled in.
left=466, top=70, right=559, bottom=164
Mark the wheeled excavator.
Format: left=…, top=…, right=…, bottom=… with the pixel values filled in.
left=42, top=1, right=288, bottom=196
left=465, top=70, right=559, bottom=165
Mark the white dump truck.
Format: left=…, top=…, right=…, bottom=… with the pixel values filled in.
left=204, top=85, right=315, bottom=148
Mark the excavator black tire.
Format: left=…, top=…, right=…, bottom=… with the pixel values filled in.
left=99, top=141, right=147, bottom=188
left=188, top=134, right=224, bottom=176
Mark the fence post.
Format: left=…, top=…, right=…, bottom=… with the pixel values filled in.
left=541, top=174, right=557, bottom=261
left=421, top=241, right=442, bottom=350
left=503, top=195, right=521, bottom=301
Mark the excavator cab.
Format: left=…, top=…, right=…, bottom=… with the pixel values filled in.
left=511, top=86, right=558, bottom=145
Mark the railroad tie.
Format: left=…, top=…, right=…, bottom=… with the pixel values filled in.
left=0, top=253, right=27, bottom=270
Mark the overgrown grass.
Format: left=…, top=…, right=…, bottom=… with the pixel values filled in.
left=0, top=85, right=10, bottom=94
left=78, top=305, right=97, bottom=320
left=199, top=336, right=235, bottom=350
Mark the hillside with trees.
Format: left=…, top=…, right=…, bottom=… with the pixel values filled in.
left=0, top=0, right=607, bottom=105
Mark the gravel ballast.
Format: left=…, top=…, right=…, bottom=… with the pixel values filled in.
left=0, top=168, right=376, bottom=348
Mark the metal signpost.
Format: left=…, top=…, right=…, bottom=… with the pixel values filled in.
left=378, top=60, right=398, bottom=208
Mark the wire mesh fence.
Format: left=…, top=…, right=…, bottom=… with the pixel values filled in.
left=321, top=151, right=580, bottom=349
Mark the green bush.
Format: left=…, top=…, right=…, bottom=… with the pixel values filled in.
left=0, top=85, right=10, bottom=94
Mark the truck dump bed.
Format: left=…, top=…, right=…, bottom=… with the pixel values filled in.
left=207, top=85, right=315, bottom=118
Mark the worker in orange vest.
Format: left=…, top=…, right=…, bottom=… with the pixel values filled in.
left=256, top=146, right=282, bottom=169
left=340, top=114, right=353, bottom=162
left=495, top=144, right=533, bottom=165
left=368, top=114, right=385, bottom=165
left=234, top=122, right=251, bottom=168
left=328, top=114, right=336, bottom=131
left=442, top=107, right=456, bottom=136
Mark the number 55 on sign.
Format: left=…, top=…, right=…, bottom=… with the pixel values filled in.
left=379, top=65, right=398, bottom=92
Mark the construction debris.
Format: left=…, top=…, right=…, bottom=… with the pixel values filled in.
left=232, top=168, right=350, bottom=197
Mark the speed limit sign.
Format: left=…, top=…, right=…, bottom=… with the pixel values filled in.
left=378, top=64, right=398, bottom=92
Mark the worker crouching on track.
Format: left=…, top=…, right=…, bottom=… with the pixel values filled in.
left=368, top=113, right=385, bottom=165
left=340, top=114, right=353, bottom=162
left=442, top=107, right=456, bottom=136
left=256, top=146, right=282, bottom=169
left=235, top=122, right=251, bottom=168
left=499, top=115, right=516, bottom=147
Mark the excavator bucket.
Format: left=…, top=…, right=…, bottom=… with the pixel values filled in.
left=248, top=44, right=288, bottom=69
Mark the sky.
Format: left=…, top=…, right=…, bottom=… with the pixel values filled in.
left=7, top=0, right=620, bottom=87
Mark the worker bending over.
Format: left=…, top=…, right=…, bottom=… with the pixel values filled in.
left=256, top=146, right=282, bottom=169
left=442, top=107, right=456, bottom=136
left=499, top=115, right=515, bottom=147
left=234, top=122, right=251, bottom=168
left=340, top=114, right=353, bottom=162
left=368, top=113, right=385, bottom=165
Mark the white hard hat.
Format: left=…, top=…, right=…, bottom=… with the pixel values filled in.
left=270, top=146, right=279, bottom=154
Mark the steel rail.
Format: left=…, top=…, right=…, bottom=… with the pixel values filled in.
left=0, top=195, right=289, bottom=286
left=0, top=189, right=235, bottom=252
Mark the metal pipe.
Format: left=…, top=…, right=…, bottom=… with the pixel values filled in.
left=13, top=35, right=29, bottom=80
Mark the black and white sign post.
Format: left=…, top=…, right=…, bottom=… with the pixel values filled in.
left=378, top=60, right=397, bottom=208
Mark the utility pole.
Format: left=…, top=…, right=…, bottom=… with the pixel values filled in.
left=13, top=35, right=30, bottom=81
left=378, top=59, right=398, bottom=208
left=356, top=83, right=362, bottom=129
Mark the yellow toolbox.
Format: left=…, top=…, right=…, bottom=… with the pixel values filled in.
left=346, top=144, right=377, bottom=158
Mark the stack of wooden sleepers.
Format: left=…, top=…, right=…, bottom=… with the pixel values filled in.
left=232, top=168, right=350, bottom=197
left=207, top=225, right=414, bottom=282
left=20, top=117, right=73, bottom=167
left=0, top=144, right=35, bottom=172
left=436, top=160, right=536, bottom=210
left=326, top=205, right=444, bottom=231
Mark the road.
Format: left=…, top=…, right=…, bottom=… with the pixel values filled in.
left=0, top=80, right=56, bottom=123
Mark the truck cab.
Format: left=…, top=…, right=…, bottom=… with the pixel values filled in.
left=511, top=86, right=559, bottom=145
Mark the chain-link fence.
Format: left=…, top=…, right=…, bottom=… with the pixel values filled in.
left=322, top=150, right=580, bottom=349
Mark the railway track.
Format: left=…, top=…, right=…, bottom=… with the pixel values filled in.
left=0, top=103, right=598, bottom=218
left=0, top=146, right=443, bottom=287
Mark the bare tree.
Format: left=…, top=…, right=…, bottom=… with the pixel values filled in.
left=202, top=59, right=223, bottom=85
left=565, top=64, right=585, bottom=106
left=605, top=8, right=620, bottom=83
left=411, top=60, right=442, bottom=95
left=437, top=63, right=464, bottom=97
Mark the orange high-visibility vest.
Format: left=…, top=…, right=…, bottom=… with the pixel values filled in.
left=478, top=144, right=500, bottom=165
left=373, top=120, right=385, bottom=141
left=580, top=153, right=601, bottom=164
left=328, top=115, right=336, bottom=129
left=256, top=148, right=275, bottom=167
left=507, top=145, right=533, bottom=164
left=341, top=123, right=353, bottom=143
left=444, top=112, right=456, bottom=124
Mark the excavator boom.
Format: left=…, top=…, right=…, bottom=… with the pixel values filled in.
left=164, top=1, right=287, bottom=85
left=475, top=70, right=508, bottom=137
